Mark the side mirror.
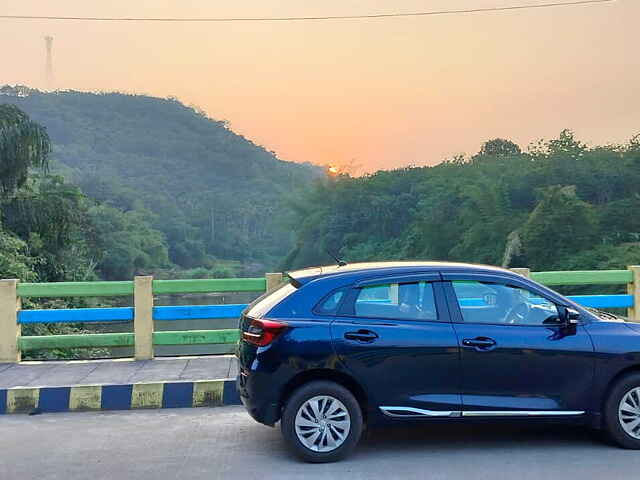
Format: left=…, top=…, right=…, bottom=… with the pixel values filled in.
left=562, top=307, right=581, bottom=324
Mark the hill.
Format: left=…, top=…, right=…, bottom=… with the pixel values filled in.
left=0, top=85, right=321, bottom=274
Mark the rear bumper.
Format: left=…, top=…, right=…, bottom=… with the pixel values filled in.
left=237, top=368, right=281, bottom=426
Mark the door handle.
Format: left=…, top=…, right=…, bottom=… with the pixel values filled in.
left=462, top=337, right=496, bottom=350
left=344, top=330, right=379, bottom=343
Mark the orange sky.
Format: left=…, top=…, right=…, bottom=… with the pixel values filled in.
left=2, top=0, right=638, bottom=172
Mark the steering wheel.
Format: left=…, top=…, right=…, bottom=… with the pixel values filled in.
left=504, top=302, right=531, bottom=324
left=399, top=302, right=437, bottom=320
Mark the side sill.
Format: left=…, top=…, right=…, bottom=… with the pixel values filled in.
left=379, top=406, right=585, bottom=418
left=461, top=410, right=585, bottom=417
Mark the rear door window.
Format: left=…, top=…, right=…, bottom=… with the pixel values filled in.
left=354, top=282, right=438, bottom=321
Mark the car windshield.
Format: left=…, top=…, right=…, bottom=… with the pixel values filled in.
left=586, top=307, right=627, bottom=321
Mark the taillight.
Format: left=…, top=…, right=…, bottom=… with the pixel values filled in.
left=242, top=319, right=287, bottom=347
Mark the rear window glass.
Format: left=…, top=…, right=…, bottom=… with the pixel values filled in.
left=246, top=283, right=297, bottom=318
left=314, top=288, right=347, bottom=315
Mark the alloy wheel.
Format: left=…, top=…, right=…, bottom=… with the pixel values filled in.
left=618, top=386, right=640, bottom=439
left=294, top=395, right=351, bottom=452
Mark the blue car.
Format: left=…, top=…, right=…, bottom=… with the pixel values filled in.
left=236, top=262, right=640, bottom=462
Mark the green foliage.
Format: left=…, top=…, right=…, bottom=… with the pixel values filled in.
left=285, top=132, right=640, bottom=276
left=0, top=103, right=50, bottom=197
left=88, top=205, right=170, bottom=279
left=476, top=138, right=522, bottom=157
left=520, top=185, right=598, bottom=270
left=2, top=86, right=321, bottom=273
left=0, top=227, right=36, bottom=281
left=2, top=175, right=97, bottom=282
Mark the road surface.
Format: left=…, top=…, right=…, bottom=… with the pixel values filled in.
left=2, top=406, right=638, bottom=480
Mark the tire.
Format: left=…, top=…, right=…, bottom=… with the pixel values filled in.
left=603, top=372, right=640, bottom=449
left=280, top=380, right=363, bottom=463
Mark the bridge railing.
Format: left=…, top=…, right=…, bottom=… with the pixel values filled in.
left=0, top=267, right=638, bottom=363
left=0, top=273, right=284, bottom=363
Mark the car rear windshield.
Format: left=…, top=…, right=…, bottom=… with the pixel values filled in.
left=246, top=282, right=297, bottom=318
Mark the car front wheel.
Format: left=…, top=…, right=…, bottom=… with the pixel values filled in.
left=280, top=380, right=363, bottom=462
left=604, top=372, right=640, bottom=449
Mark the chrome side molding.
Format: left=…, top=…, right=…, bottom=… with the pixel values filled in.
left=462, top=410, right=585, bottom=417
left=379, top=406, right=460, bottom=418
left=380, top=406, right=585, bottom=418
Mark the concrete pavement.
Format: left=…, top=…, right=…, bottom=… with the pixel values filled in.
left=0, top=355, right=237, bottom=388
left=1, top=406, right=639, bottom=480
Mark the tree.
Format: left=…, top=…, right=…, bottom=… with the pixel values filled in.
left=89, top=205, right=171, bottom=279
left=0, top=227, right=36, bottom=280
left=477, top=138, right=521, bottom=157
left=0, top=104, right=50, bottom=197
left=520, top=185, right=598, bottom=270
left=2, top=175, right=95, bottom=281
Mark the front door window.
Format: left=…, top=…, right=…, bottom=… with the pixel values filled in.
left=451, top=281, right=560, bottom=325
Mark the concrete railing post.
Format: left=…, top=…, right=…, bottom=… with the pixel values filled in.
left=265, top=272, right=284, bottom=294
left=134, top=276, right=154, bottom=360
left=510, top=268, right=531, bottom=278
left=627, top=266, right=640, bottom=322
left=0, top=279, right=21, bottom=363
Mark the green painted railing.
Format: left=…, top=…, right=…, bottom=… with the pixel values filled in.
left=20, top=333, right=136, bottom=351
left=15, top=278, right=268, bottom=298
left=153, top=278, right=266, bottom=294
left=530, top=270, right=634, bottom=286
left=18, top=329, right=240, bottom=352
left=17, top=281, right=134, bottom=298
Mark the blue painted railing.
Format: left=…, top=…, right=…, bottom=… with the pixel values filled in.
left=458, top=295, right=633, bottom=309
left=18, top=304, right=249, bottom=324
left=568, top=294, right=633, bottom=309
left=17, top=294, right=633, bottom=325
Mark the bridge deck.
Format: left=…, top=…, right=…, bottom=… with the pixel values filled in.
left=0, top=355, right=237, bottom=389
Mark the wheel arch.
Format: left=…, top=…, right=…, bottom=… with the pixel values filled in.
left=601, top=364, right=640, bottom=412
left=279, top=368, right=369, bottom=421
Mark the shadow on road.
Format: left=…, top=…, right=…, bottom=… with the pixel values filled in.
left=359, top=421, right=604, bottom=453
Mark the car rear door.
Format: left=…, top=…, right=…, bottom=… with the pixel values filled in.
left=442, top=273, right=595, bottom=415
left=330, top=274, right=462, bottom=417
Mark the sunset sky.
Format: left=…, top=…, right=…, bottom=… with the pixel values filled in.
left=2, top=0, right=638, bottom=172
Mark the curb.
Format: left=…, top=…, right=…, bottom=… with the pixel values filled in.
left=0, top=378, right=240, bottom=414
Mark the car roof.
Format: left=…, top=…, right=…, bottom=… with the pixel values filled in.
left=287, top=261, right=515, bottom=285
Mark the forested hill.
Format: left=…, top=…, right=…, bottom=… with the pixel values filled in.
left=0, top=85, right=321, bottom=275
left=285, top=134, right=640, bottom=286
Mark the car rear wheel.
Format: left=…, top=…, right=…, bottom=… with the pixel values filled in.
left=280, top=380, right=363, bottom=462
left=604, top=373, right=640, bottom=449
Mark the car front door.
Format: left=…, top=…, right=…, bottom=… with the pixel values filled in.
left=330, top=274, right=462, bottom=417
left=442, top=273, right=595, bottom=415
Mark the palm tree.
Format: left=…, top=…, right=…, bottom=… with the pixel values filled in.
left=0, top=104, right=50, bottom=197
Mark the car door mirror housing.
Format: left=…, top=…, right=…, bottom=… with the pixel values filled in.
left=560, top=306, right=580, bottom=324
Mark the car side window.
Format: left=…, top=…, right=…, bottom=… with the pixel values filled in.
left=354, top=281, right=438, bottom=321
left=451, top=280, right=560, bottom=326
left=315, top=288, right=347, bottom=315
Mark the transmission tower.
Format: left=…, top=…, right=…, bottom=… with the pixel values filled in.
left=44, top=36, right=54, bottom=90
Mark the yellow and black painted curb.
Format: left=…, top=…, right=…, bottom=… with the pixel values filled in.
left=0, top=378, right=240, bottom=414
